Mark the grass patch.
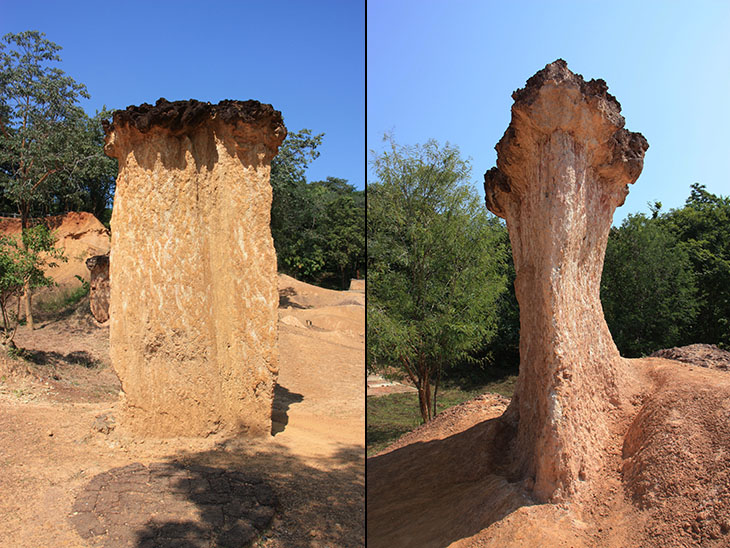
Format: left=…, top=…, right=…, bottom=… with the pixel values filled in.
left=367, top=376, right=517, bottom=457
left=35, top=282, right=89, bottom=318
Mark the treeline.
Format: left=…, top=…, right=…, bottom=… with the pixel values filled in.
left=0, top=31, right=116, bottom=227
left=602, top=183, right=730, bottom=356
left=368, top=137, right=730, bottom=422
left=270, top=130, right=365, bottom=289
left=0, top=30, right=365, bottom=290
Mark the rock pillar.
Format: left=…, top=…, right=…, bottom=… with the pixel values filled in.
left=103, top=98, right=286, bottom=437
left=86, top=253, right=110, bottom=324
left=484, top=60, right=648, bottom=501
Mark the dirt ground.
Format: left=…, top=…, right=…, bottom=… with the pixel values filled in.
left=367, top=352, right=730, bottom=548
left=0, top=275, right=364, bottom=547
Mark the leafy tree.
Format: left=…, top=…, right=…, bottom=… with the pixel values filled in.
left=310, top=177, right=365, bottom=288
left=367, top=136, right=508, bottom=423
left=51, top=108, right=117, bottom=219
left=601, top=213, right=698, bottom=357
left=663, top=183, right=730, bottom=347
left=270, top=132, right=364, bottom=287
left=270, top=128, right=324, bottom=275
left=0, top=30, right=92, bottom=329
left=0, top=224, right=64, bottom=347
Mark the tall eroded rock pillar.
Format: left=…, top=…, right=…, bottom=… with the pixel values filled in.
left=103, top=99, right=286, bottom=437
left=484, top=61, right=648, bottom=501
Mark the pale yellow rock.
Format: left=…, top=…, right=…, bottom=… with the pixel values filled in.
left=484, top=60, right=648, bottom=502
left=104, top=99, right=286, bottom=437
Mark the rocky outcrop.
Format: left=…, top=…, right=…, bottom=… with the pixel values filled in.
left=85, top=254, right=110, bottom=324
left=104, top=98, right=286, bottom=437
left=484, top=60, right=648, bottom=501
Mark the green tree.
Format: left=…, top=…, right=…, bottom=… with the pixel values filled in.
left=269, top=128, right=324, bottom=275
left=310, top=177, right=365, bottom=288
left=367, top=137, right=508, bottom=423
left=52, top=108, right=117, bottom=220
left=0, top=224, right=65, bottom=348
left=601, top=213, right=698, bottom=357
left=663, top=183, right=730, bottom=347
left=0, top=31, right=93, bottom=329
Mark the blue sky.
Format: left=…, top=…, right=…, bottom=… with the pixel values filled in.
left=368, top=0, right=730, bottom=223
left=2, top=0, right=365, bottom=189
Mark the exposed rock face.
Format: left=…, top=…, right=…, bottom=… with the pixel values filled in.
left=484, top=60, right=648, bottom=501
left=104, top=98, right=286, bottom=437
left=85, top=254, right=110, bottom=324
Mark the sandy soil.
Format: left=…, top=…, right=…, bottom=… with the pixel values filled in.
left=367, top=353, right=730, bottom=548
left=0, top=275, right=364, bottom=547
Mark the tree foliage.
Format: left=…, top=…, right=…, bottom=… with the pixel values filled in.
left=0, top=31, right=89, bottom=224
left=367, top=136, right=509, bottom=422
left=270, top=130, right=364, bottom=287
left=601, top=213, right=698, bottom=357
left=0, top=31, right=117, bottom=328
left=663, top=184, right=730, bottom=347
left=0, top=224, right=64, bottom=346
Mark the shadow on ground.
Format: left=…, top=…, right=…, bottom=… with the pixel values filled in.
left=271, top=384, right=304, bottom=436
left=278, top=287, right=308, bottom=309
left=68, top=437, right=364, bottom=547
left=23, top=348, right=100, bottom=368
left=367, top=416, right=533, bottom=548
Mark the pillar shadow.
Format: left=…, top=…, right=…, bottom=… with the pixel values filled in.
left=270, top=384, right=304, bottom=435
left=128, top=439, right=363, bottom=547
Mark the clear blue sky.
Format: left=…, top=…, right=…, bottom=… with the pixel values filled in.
left=2, top=0, right=365, bottom=189
left=368, top=0, right=730, bottom=223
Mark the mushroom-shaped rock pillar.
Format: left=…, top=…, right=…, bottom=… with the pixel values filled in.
left=103, top=99, right=286, bottom=437
left=484, top=61, right=648, bottom=501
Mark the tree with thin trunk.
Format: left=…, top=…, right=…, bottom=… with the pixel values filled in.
left=0, top=224, right=64, bottom=348
left=367, top=136, right=508, bottom=423
left=0, top=31, right=90, bottom=329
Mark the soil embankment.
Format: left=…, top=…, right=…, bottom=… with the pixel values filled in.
left=0, top=212, right=110, bottom=287
left=368, top=351, right=730, bottom=548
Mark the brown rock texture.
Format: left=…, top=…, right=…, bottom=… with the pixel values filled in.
left=0, top=212, right=110, bottom=287
left=104, top=98, right=286, bottom=437
left=484, top=60, right=648, bottom=501
left=85, top=254, right=110, bottom=324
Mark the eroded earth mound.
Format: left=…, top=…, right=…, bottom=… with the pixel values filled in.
left=650, top=343, right=730, bottom=371
left=368, top=357, right=730, bottom=548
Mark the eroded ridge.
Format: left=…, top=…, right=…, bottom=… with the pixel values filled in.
left=484, top=59, right=648, bottom=501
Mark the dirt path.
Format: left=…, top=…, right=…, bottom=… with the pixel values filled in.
left=0, top=278, right=364, bottom=547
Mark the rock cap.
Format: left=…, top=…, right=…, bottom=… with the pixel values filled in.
left=102, top=98, right=285, bottom=136
left=484, top=59, right=648, bottom=218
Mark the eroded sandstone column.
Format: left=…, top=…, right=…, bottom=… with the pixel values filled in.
left=103, top=99, right=286, bottom=437
left=484, top=60, right=648, bottom=501
left=86, top=253, right=110, bottom=324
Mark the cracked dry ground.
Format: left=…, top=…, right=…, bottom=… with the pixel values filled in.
left=0, top=283, right=365, bottom=547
